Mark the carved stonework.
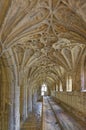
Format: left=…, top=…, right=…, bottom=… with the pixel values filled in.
left=0, top=1, right=86, bottom=129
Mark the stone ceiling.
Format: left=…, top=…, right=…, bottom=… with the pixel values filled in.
left=0, top=0, right=86, bottom=89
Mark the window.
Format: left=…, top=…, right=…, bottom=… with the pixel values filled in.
left=66, top=75, right=72, bottom=92
left=84, top=57, right=86, bottom=90
left=81, top=55, right=86, bottom=92
left=41, top=84, right=47, bottom=96
left=59, top=82, right=63, bottom=92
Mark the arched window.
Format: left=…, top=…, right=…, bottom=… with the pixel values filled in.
left=66, top=75, right=72, bottom=92
left=59, top=82, right=63, bottom=92
left=41, top=84, right=47, bottom=96
left=81, top=55, right=86, bottom=91
left=84, top=57, right=86, bottom=90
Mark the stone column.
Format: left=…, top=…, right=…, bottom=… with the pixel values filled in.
left=32, top=89, right=37, bottom=111
left=28, top=88, right=32, bottom=113
left=62, top=79, right=66, bottom=92
left=14, top=86, right=20, bottom=130
left=9, top=81, right=20, bottom=130
left=23, top=85, right=28, bottom=121
left=20, top=85, right=24, bottom=124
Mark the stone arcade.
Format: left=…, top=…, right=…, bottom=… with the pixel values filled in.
left=0, top=0, right=86, bottom=130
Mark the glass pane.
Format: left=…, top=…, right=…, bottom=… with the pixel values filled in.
left=41, top=91, right=44, bottom=96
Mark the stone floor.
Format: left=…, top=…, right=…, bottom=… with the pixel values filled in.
left=43, top=96, right=86, bottom=130
left=43, top=97, right=61, bottom=130
left=21, top=96, right=86, bottom=130
left=21, top=101, right=42, bottom=130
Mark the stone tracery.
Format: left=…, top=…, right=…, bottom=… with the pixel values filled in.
left=0, top=0, right=86, bottom=130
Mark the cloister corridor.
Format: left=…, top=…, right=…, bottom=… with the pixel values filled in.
left=0, top=0, right=86, bottom=130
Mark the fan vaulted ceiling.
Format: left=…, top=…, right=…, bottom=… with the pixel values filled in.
left=0, top=0, right=86, bottom=88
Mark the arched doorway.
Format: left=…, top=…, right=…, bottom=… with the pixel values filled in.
left=41, top=83, right=47, bottom=96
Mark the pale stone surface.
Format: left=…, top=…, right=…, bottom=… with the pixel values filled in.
left=0, top=0, right=86, bottom=130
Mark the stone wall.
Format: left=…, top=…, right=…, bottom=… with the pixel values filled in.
left=53, top=91, right=86, bottom=122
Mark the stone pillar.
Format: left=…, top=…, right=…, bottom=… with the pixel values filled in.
left=71, top=71, right=80, bottom=91
left=28, top=88, right=32, bottom=113
left=71, top=72, right=75, bottom=91
left=20, top=85, right=24, bottom=124
left=32, top=89, right=37, bottom=111
left=33, top=89, right=37, bottom=103
left=23, top=85, right=28, bottom=121
left=9, top=82, right=20, bottom=130
left=14, top=86, right=20, bottom=130
left=7, top=65, right=20, bottom=130
left=62, top=80, right=66, bottom=91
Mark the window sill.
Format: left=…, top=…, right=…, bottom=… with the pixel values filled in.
left=81, top=90, right=86, bottom=92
